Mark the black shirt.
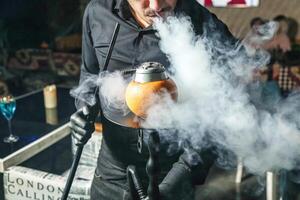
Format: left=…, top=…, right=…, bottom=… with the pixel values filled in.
left=80, top=0, right=237, bottom=199
left=81, top=0, right=236, bottom=74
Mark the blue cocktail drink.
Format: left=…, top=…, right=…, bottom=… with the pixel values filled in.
left=0, top=96, right=19, bottom=143
left=0, top=98, right=16, bottom=120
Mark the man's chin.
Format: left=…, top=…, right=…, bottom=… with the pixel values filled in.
left=146, top=17, right=156, bottom=24
left=156, top=11, right=174, bottom=19
left=147, top=14, right=164, bottom=20
left=149, top=12, right=174, bottom=22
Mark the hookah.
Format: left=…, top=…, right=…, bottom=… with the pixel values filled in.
left=124, top=61, right=178, bottom=200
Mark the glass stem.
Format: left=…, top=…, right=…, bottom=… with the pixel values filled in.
left=8, top=119, right=13, bottom=137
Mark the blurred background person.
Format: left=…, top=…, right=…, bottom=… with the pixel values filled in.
left=263, top=15, right=291, bottom=53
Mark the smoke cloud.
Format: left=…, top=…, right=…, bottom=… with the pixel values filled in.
left=99, top=71, right=131, bottom=116
left=71, top=69, right=130, bottom=116
left=70, top=68, right=99, bottom=109
left=141, top=16, right=300, bottom=175
left=71, top=15, right=300, bottom=176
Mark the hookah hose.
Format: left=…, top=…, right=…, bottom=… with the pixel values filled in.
left=61, top=22, right=120, bottom=200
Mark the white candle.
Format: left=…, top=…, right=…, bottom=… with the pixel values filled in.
left=43, top=85, right=57, bottom=108
left=45, top=108, right=58, bottom=125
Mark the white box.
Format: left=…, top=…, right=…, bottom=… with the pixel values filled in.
left=3, top=165, right=95, bottom=200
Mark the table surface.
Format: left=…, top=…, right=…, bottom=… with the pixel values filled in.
left=0, top=86, right=76, bottom=159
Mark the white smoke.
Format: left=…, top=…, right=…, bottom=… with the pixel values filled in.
left=99, top=71, right=131, bottom=116
left=70, top=69, right=130, bottom=116
left=244, top=21, right=278, bottom=47
left=243, top=21, right=279, bottom=56
left=70, top=68, right=99, bottom=109
left=70, top=15, right=300, bottom=175
left=140, top=16, right=300, bottom=175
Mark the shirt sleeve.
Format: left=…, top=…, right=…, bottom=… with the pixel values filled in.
left=81, top=1, right=99, bottom=75
left=72, top=2, right=100, bottom=107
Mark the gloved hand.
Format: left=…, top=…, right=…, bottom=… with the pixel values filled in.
left=70, top=102, right=99, bottom=146
left=158, top=149, right=201, bottom=200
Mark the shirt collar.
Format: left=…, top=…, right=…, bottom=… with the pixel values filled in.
left=113, top=0, right=132, bottom=20
left=114, top=0, right=123, bottom=10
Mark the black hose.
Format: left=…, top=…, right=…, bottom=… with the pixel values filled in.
left=61, top=145, right=84, bottom=200
left=103, top=23, right=121, bottom=71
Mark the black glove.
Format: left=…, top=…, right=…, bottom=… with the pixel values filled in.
left=70, top=102, right=99, bottom=146
left=159, top=149, right=201, bottom=200
left=127, top=149, right=202, bottom=200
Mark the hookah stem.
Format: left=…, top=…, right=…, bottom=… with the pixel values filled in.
left=61, top=22, right=120, bottom=200
left=147, top=131, right=160, bottom=200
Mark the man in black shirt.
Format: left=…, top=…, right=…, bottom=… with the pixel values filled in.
left=70, top=0, right=237, bottom=199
